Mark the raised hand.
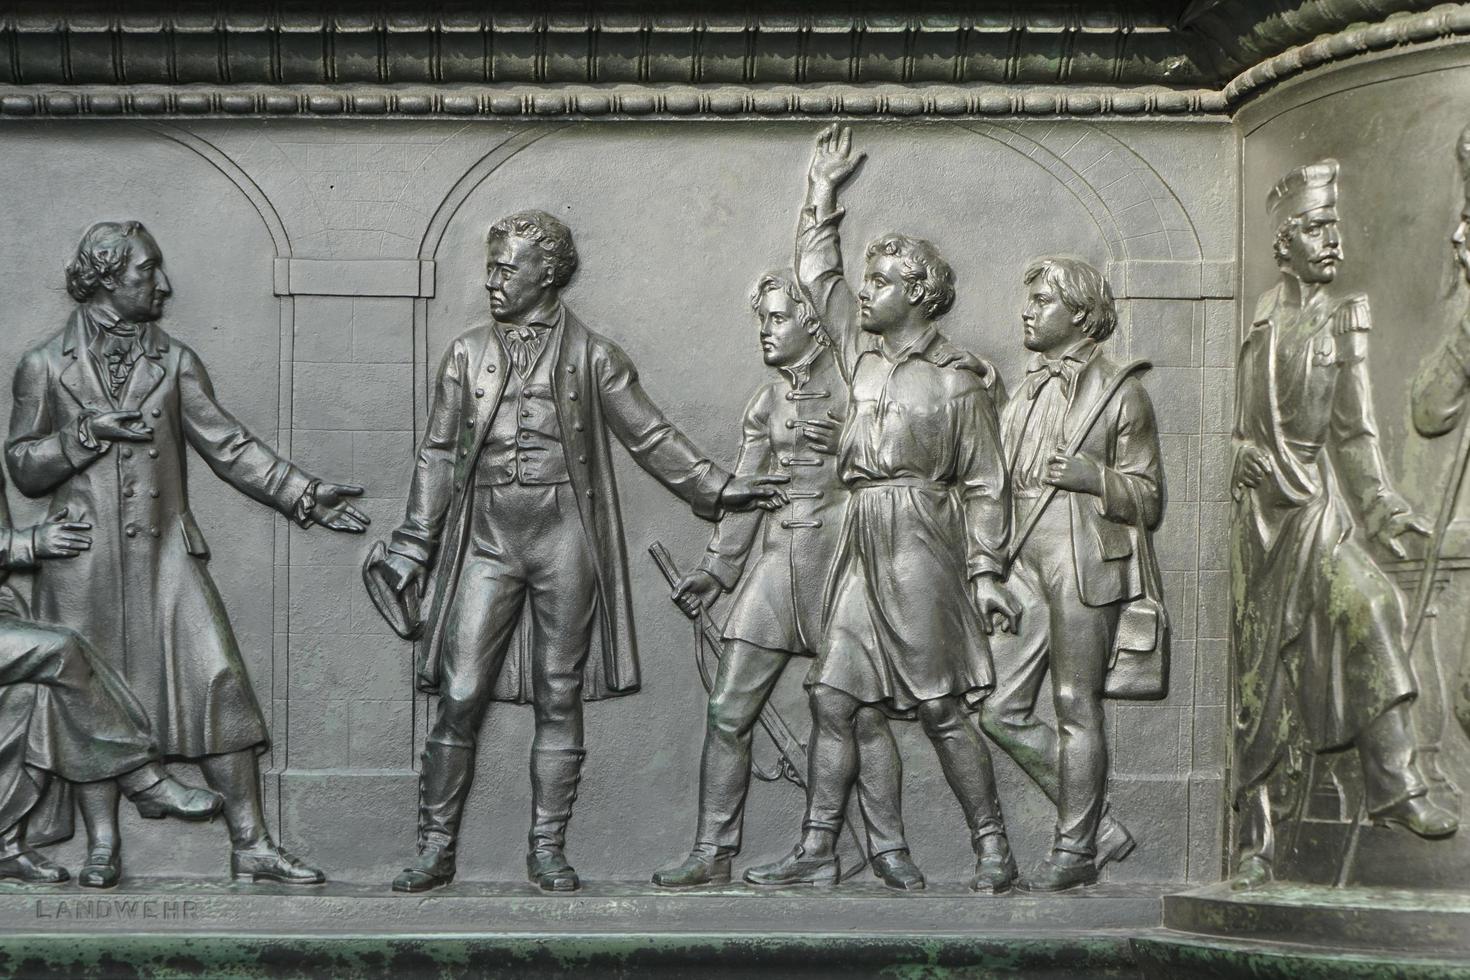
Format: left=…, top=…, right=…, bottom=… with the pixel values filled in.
left=34, top=511, right=92, bottom=560
left=672, top=568, right=722, bottom=618
left=808, top=124, right=866, bottom=194
left=310, top=482, right=371, bottom=533
left=91, top=410, right=153, bottom=443
left=720, top=473, right=790, bottom=512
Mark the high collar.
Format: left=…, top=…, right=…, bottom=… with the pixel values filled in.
left=1024, top=338, right=1097, bottom=399
left=776, top=341, right=827, bottom=390
left=63, top=307, right=168, bottom=358
left=496, top=301, right=565, bottom=334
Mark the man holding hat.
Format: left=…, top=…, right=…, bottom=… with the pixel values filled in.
left=1230, top=159, right=1458, bottom=890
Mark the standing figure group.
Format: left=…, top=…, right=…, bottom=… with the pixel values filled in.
left=656, top=126, right=1168, bottom=893
left=0, top=124, right=1172, bottom=893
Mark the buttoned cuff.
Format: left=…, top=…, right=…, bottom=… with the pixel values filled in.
left=292, top=479, right=322, bottom=529
left=388, top=533, right=434, bottom=569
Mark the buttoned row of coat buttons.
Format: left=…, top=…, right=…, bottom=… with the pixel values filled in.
left=124, top=525, right=161, bottom=538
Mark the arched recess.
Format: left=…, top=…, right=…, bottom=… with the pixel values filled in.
left=136, top=121, right=297, bottom=777
left=952, top=121, right=1205, bottom=265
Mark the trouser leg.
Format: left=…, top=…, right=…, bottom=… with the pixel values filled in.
left=527, top=485, right=599, bottom=854
left=420, top=509, right=527, bottom=855
left=853, top=706, right=907, bottom=855
left=1049, top=595, right=1116, bottom=859
left=917, top=695, right=1003, bottom=843
left=199, top=749, right=268, bottom=849
left=978, top=561, right=1060, bottom=801
left=803, top=683, right=863, bottom=843
left=1359, top=700, right=1428, bottom=814
left=77, top=781, right=119, bottom=851
left=694, top=640, right=790, bottom=851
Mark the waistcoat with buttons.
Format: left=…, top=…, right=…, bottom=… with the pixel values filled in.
left=476, top=327, right=570, bottom=485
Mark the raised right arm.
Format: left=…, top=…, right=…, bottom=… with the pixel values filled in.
left=795, top=125, right=868, bottom=383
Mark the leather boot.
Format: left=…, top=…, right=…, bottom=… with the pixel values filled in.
left=1094, top=811, right=1136, bottom=869
left=118, top=764, right=223, bottom=821
left=1370, top=793, right=1459, bottom=839
left=871, top=849, right=925, bottom=891
left=1020, top=849, right=1099, bottom=892
left=0, top=824, right=67, bottom=884
left=527, top=747, right=584, bottom=892
left=969, top=832, right=1018, bottom=894
left=393, top=742, right=474, bottom=892
left=652, top=844, right=735, bottom=888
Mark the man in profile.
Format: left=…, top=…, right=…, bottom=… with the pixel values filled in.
left=9, top=220, right=370, bottom=887
left=368, top=211, right=785, bottom=893
left=653, top=269, right=916, bottom=891
left=1230, top=161, right=1457, bottom=889
left=746, top=127, right=1022, bottom=892
left=980, top=257, right=1163, bottom=891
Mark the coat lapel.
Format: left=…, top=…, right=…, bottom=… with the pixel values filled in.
left=58, top=313, right=116, bottom=412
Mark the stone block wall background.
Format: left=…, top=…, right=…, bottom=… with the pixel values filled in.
left=0, top=117, right=1236, bottom=884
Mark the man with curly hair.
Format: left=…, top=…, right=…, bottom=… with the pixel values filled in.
left=746, top=127, right=1021, bottom=892
left=368, top=211, right=786, bottom=893
left=653, top=269, right=915, bottom=891
left=8, top=221, right=370, bottom=887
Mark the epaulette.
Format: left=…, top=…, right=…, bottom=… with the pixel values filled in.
left=1332, top=293, right=1372, bottom=335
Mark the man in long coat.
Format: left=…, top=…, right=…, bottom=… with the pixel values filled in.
left=8, top=221, right=369, bottom=887
left=0, top=466, right=221, bottom=883
left=367, top=210, right=783, bottom=893
left=1230, top=161, right=1458, bottom=889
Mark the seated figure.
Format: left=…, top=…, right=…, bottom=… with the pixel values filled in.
left=0, top=466, right=220, bottom=884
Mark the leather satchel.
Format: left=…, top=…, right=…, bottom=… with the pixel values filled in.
left=1104, top=529, right=1170, bottom=700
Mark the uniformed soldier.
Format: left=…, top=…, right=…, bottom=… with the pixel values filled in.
left=1231, top=160, right=1459, bottom=890
left=653, top=269, right=918, bottom=891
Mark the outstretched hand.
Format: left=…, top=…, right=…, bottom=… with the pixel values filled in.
left=311, top=482, right=371, bottom=533
left=1375, top=510, right=1432, bottom=560
left=721, top=473, right=790, bottom=512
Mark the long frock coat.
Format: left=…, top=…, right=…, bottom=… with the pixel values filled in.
left=7, top=310, right=314, bottom=760
left=388, top=307, right=729, bottom=702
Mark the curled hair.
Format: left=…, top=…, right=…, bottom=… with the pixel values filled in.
left=1023, top=256, right=1117, bottom=342
left=749, top=269, right=821, bottom=335
left=487, top=210, right=579, bottom=288
left=863, top=234, right=956, bottom=320
left=1272, top=216, right=1300, bottom=269
left=65, top=221, right=147, bottom=303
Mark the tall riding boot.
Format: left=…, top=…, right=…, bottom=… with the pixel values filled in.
left=527, top=746, right=585, bottom=892
left=392, top=741, right=475, bottom=893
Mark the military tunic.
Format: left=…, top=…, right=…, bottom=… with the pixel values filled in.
left=1231, top=285, right=1418, bottom=801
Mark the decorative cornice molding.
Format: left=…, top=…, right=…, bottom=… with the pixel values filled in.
left=2, top=3, right=1468, bottom=119
left=0, top=83, right=1228, bottom=119
left=1221, top=2, right=1470, bottom=104
left=0, top=4, right=1214, bottom=88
